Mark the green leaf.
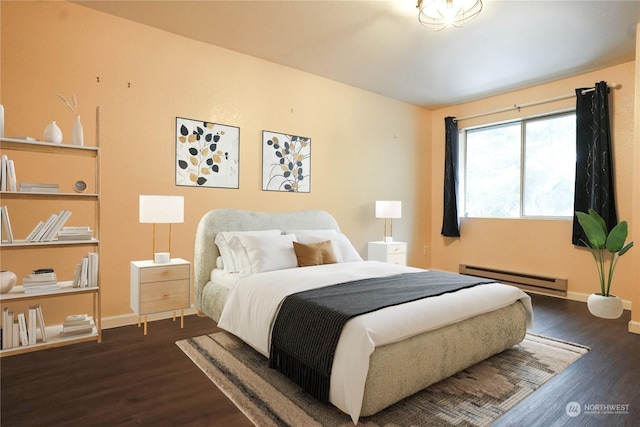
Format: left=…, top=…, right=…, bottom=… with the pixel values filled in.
left=587, top=209, right=608, bottom=235
left=606, top=221, right=628, bottom=253
left=619, top=241, right=634, bottom=256
left=576, top=211, right=606, bottom=249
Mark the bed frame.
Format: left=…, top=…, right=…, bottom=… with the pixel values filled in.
left=194, top=208, right=527, bottom=416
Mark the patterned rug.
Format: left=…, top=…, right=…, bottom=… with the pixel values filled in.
left=176, top=332, right=588, bottom=427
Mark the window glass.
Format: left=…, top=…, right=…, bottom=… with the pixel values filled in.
left=462, top=112, right=575, bottom=218
left=465, top=123, right=521, bottom=218
left=523, top=115, right=576, bottom=216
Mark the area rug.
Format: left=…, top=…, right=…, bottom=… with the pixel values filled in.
left=176, top=332, right=589, bottom=427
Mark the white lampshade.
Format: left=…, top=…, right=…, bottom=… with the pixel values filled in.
left=139, top=195, right=184, bottom=224
left=375, top=201, right=402, bottom=219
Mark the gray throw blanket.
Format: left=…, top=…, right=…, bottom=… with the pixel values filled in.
left=268, top=270, right=495, bottom=402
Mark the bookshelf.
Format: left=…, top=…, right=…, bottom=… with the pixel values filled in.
left=0, top=114, right=102, bottom=357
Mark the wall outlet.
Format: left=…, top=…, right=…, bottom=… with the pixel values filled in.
left=423, top=245, right=428, bottom=255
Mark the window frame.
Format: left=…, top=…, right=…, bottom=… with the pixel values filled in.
left=458, top=110, right=576, bottom=220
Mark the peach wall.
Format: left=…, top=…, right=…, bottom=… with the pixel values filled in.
left=430, top=61, right=638, bottom=324
left=0, top=2, right=431, bottom=325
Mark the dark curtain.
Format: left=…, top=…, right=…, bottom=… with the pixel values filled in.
left=441, top=116, right=460, bottom=237
left=572, top=81, right=618, bottom=245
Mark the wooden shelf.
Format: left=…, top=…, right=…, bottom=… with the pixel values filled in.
left=0, top=191, right=99, bottom=199
left=1, top=282, right=99, bottom=302
left=0, top=112, right=102, bottom=356
left=1, top=238, right=98, bottom=248
left=0, top=138, right=98, bottom=157
left=0, top=324, right=99, bottom=357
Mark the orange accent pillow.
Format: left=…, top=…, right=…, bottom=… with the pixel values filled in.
left=292, top=240, right=338, bottom=267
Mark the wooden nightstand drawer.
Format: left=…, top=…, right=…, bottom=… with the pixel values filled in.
left=140, top=279, right=190, bottom=314
left=139, top=264, right=190, bottom=283
left=387, top=253, right=407, bottom=265
left=367, top=241, right=407, bottom=266
left=384, top=243, right=406, bottom=255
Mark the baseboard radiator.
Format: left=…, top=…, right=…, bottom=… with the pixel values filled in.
left=459, top=265, right=567, bottom=296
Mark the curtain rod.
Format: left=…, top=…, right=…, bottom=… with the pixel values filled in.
left=455, top=82, right=620, bottom=122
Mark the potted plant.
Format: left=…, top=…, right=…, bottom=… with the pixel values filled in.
left=575, top=209, right=634, bottom=319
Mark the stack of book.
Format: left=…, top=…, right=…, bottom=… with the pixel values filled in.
left=57, top=226, right=93, bottom=241
left=20, top=182, right=59, bottom=193
left=22, top=268, right=60, bottom=294
left=60, top=314, right=94, bottom=336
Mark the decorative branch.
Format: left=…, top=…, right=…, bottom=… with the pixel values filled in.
left=57, top=93, right=78, bottom=116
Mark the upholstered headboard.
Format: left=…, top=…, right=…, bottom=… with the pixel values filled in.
left=193, top=208, right=341, bottom=303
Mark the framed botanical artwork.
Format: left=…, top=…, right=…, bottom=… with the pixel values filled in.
left=262, top=130, right=311, bottom=193
left=175, top=117, right=239, bottom=188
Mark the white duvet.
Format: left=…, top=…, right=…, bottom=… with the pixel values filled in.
left=217, top=261, right=533, bottom=423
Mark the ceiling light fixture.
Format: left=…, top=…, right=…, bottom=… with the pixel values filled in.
left=417, top=0, right=483, bottom=31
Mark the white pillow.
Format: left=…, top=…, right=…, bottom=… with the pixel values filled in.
left=214, top=230, right=281, bottom=273
left=286, top=230, right=361, bottom=263
left=233, top=234, right=299, bottom=274
left=285, top=229, right=338, bottom=244
left=331, top=233, right=363, bottom=262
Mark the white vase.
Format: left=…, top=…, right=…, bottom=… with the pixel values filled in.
left=72, top=115, right=84, bottom=146
left=0, top=270, right=17, bottom=294
left=587, top=293, right=624, bottom=319
left=43, top=121, right=63, bottom=144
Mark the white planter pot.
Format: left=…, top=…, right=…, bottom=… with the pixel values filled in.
left=587, top=293, right=623, bottom=319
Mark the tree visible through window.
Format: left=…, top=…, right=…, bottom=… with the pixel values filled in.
left=461, top=112, right=576, bottom=218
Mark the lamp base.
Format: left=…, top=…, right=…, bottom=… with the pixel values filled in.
left=383, top=236, right=394, bottom=243
left=154, top=252, right=171, bottom=264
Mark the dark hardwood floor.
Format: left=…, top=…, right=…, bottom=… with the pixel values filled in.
left=1, top=293, right=638, bottom=426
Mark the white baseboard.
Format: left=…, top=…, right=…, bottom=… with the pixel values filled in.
left=101, top=306, right=199, bottom=330
left=629, top=320, right=640, bottom=335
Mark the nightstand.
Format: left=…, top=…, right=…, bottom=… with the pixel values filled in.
left=130, top=258, right=191, bottom=335
left=367, top=241, right=407, bottom=266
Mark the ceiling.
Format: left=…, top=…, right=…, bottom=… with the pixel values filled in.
left=76, top=0, right=640, bottom=109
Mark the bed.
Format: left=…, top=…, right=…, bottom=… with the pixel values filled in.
left=194, top=208, right=533, bottom=423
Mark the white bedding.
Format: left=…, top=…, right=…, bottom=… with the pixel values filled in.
left=217, top=261, right=533, bottom=423
left=210, top=268, right=242, bottom=290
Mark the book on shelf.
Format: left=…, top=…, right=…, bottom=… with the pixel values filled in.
left=20, top=182, right=59, bottom=193
left=57, top=226, right=93, bottom=241
left=63, top=314, right=92, bottom=326
left=26, top=210, right=72, bottom=242
left=1, top=306, right=48, bottom=349
left=31, top=213, right=57, bottom=242
left=61, top=314, right=94, bottom=336
left=36, top=304, right=47, bottom=343
left=28, top=307, right=37, bottom=345
left=25, top=220, right=44, bottom=241
left=22, top=269, right=60, bottom=294
left=72, top=252, right=98, bottom=288
left=2, top=308, right=11, bottom=350
left=0, top=154, right=7, bottom=192
left=1, top=205, right=14, bottom=243
left=0, top=155, right=18, bottom=192
left=7, top=160, right=17, bottom=192
left=17, top=312, right=28, bottom=346
left=43, top=210, right=72, bottom=241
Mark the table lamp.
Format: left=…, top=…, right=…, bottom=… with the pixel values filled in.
left=139, top=195, right=184, bottom=263
left=375, top=200, right=401, bottom=243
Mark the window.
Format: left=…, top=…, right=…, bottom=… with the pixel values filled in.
left=460, top=112, right=576, bottom=218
